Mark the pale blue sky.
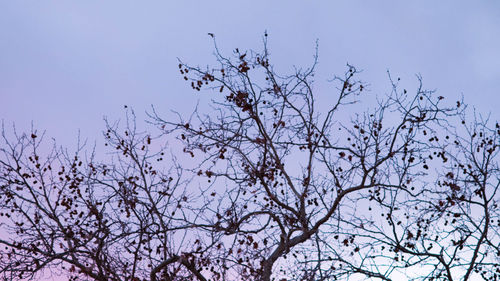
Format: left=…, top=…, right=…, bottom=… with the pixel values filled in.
left=1, top=2, right=499, bottom=280
left=1, top=1, right=499, bottom=146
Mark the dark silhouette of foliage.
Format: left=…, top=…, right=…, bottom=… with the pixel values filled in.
left=1, top=37, right=499, bottom=281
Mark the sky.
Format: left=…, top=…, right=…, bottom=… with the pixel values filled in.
left=0, top=1, right=499, bottom=280
left=1, top=1, right=499, bottom=149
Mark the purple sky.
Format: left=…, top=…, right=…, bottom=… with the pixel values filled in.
left=1, top=2, right=499, bottom=280
left=1, top=1, right=499, bottom=148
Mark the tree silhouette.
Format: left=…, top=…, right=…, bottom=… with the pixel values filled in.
left=0, top=113, right=216, bottom=281
left=1, top=37, right=499, bottom=281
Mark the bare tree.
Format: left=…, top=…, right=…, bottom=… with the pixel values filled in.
left=335, top=110, right=500, bottom=281
left=149, top=37, right=497, bottom=280
left=1, top=36, right=498, bottom=281
left=0, top=112, right=217, bottom=281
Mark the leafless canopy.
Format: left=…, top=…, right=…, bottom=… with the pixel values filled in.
left=1, top=37, right=499, bottom=281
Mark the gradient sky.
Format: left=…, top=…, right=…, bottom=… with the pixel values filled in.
left=1, top=1, right=499, bottom=148
left=1, top=1, right=499, bottom=280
